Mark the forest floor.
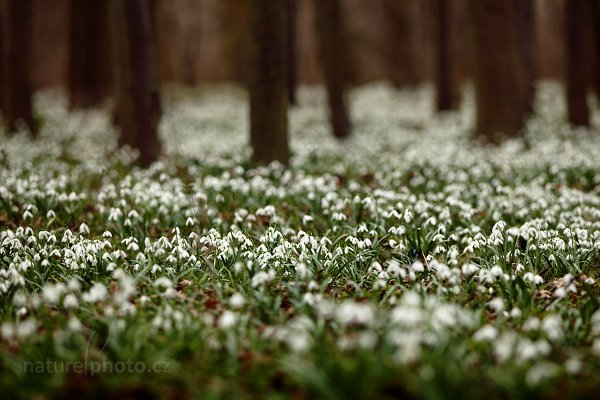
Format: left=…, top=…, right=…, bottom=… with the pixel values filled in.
left=1, top=83, right=600, bottom=399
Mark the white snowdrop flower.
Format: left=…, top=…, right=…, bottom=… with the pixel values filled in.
left=286, top=332, right=311, bottom=353
left=103, top=231, right=112, bottom=238
left=585, top=277, right=596, bottom=285
left=541, top=314, right=564, bottom=342
left=523, top=272, right=544, bottom=285
left=151, top=264, right=162, bottom=274
left=12, top=291, right=27, bottom=306
left=514, top=263, right=525, bottom=273
left=565, top=358, right=582, bottom=375
left=251, top=270, right=275, bottom=287
left=461, top=263, right=479, bottom=276
left=42, top=284, right=65, bottom=305
left=218, top=310, right=237, bottom=329
left=494, top=332, right=516, bottom=363
left=302, top=215, right=314, bottom=225
left=79, top=223, right=90, bottom=235
left=295, top=263, right=309, bottom=279
left=526, top=362, right=558, bottom=387
left=67, top=278, right=81, bottom=292
left=487, top=297, right=505, bottom=314
left=186, top=217, right=195, bottom=226
left=22, top=210, right=33, bottom=220
left=153, top=276, right=172, bottom=289
left=336, top=302, right=375, bottom=327
left=410, top=261, right=424, bottom=273
left=233, top=262, right=244, bottom=274
left=68, top=317, right=82, bottom=332
left=490, top=265, right=504, bottom=278
left=47, top=210, right=56, bottom=219
left=473, top=324, right=498, bottom=342
left=16, top=307, right=27, bottom=317
left=16, top=319, right=37, bottom=339
left=82, top=283, right=108, bottom=303
left=393, top=333, right=421, bottom=365
left=523, top=317, right=540, bottom=332
left=553, top=287, right=567, bottom=299
left=357, top=331, right=377, bottom=350
left=307, top=281, right=320, bottom=291
left=63, top=294, right=79, bottom=309
left=391, top=305, right=423, bottom=326
left=229, top=293, right=246, bottom=309
left=509, top=307, right=522, bottom=319
left=1, top=322, right=15, bottom=340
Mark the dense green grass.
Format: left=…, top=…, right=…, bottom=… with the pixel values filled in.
left=1, top=83, right=600, bottom=399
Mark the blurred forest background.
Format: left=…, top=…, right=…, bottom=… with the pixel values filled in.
left=2, top=0, right=600, bottom=165
left=23, top=0, right=590, bottom=89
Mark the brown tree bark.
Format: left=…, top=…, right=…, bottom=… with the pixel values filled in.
left=68, top=0, right=111, bottom=109
left=566, top=0, right=591, bottom=127
left=433, top=0, right=459, bottom=111
left=469, top=0, right=530, bottom=143
left=0, top=0, right=37, bottom=135
left=287, top=0, right=298, bottom=106
left=314, top=0, right=351, bottom=139
left=515, top=0, right=535, bottom=118
left=381, top=0, right=424, bottom=87
left=248, top=0, right=290, bottom=165
left=109, top=0, right=161, bottom=166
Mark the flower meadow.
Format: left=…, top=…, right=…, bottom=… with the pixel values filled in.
left=2, top=83, right=600, bottom=399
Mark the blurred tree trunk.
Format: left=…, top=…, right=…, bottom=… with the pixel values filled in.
left=566, top=0, right=591, bottom=127
left=314, top=0, right=351, bottom=139
left=592, top=0, right=600, bottom=102
left=469, top=0, right=530, bottom=143
left=433, top=0, right=459, bottom=111
left=382, top=0, right=423, bottom=87
left=109, top=0, right=161, bottom=166
left=248, top=0, right=290, bottom=165
left=287, top=0, right=298, bottom=105
left=515, top=0, right=535, bottom=117
left=68, top=0, right=111, bottom=109
left=0, top=0, right=37, bottom=135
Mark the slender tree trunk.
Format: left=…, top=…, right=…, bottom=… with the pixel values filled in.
left=68, top=0, right=111, bottom=109
left=382, top=0, right=423, bottom=87
left=0, top=0, right=37, bottom=135
left=469, top=0, right=529, bottom=143
left=248, top=0, right=290, bottom=165
left=109, top=0, right=161, bottom=166
left=287, top=0, right=298, bottom=106
left=314, top=0, right=351, bottom=139
left=434, top=0, right=459, bottom=111
left=566, top=0, right=591, bottom=127
left=592, top=0, right=600, bottom=105
left=515, top=0, right=535, bottom=118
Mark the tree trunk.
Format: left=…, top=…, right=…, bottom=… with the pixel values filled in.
left=68, top=0, right=111, bottom=108
left=515, top=0, right=535, bottom=118
left=592, top=0, right=600, bottom=105
left=287, top=0, right=298, bottom=106
left=0, top=0, right=37, bottom=135
left=248, top=0, right=290, bottom=165
left=566, top=0, right=591, bottom=127
left=434, top=0, right=459, bottom=111
left=314, top=0, right=351, bottom=139
left=109, top=0, right=161, bottom=166
left=382, top=0, right=423, bottom=87
left=469, top=0, right=529, bottom=143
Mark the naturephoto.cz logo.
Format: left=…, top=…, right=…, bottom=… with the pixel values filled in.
left=23, top=358, right=170, bottom=376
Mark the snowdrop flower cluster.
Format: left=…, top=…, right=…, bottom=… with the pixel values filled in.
left=1, top=83, right=600, bottom=396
